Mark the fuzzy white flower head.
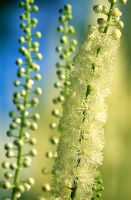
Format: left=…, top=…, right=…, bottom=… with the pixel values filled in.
left=52, top=26, right=119, bottom=199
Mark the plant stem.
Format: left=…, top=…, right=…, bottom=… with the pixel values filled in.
left=11, top=0, right=32, bottom=199
left=64, top=20, right=70, bottom=96
left=70, top=2, right=115, bottom=200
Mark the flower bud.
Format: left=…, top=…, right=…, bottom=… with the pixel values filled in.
left=30, top=62, right=40, bottom=71
left=50, top=137, right=59, bottom=145
left=4, top=172, right=13, bottom=179
left=32, top=5, right=39, bottom=12
left=19, top=36, right=26, bottom=43
left=27, top=177, right=35, bottom=185
left=17, top=104, right=25, bottom=111
left=119, top=0, right=127, bottom=4
left=10, top=163, right=17, bottom=170
left=57, top=26, right=64, bottom=32
left=16, top=58, right=23, bottom=65
left=25, top=79, right=34, bottom=89
left=30, top=122, right=38, bottom=131
left=59, top=15, right=66, bottom=23
left=35, top=31, right=42, bottom=38
left=2, top=162, right=10, bottom=169
left=112, top=29, right=121, bottom=40
left=23, top=157, right=32, bottom=168
left=45, top=151, right=54, bottom=158
left=60, top=36, right=68, bottom=44
left=34, top=73, right=42, bottom=80
left=19, top=1, right=25, bottom=7
left=52, top=109, right=60, bottom=117
left=34, top=87, right=42, bottom=95
left=68, top=25, right=75, bottom=33
left=29, top=149, right=37, bottom=157
left=64, top=4, right=72, bottom=13
left=3, top=181, right=12, bottom=189
left=112, top=8, right=122, bottom=17
left=30, top=97, right=39, bottom=107
left=6, top=151, right=15, bottom=158
left=71, top=39, right=77, bottom=46
left=31, top=18, right=38, bottom=27
left=50, top=122, right=57, bottom=129
left=97, top=18, right=105, bottom=26
left=29, top=137, right=37, bottom=145
left=4, top=143, right=14, bottom=150
left=42, top=183, right=51, bottom=192
left=14, top=139, right=24, bottom=147
left=117, top=21, right=124, bottom=29
left=14, top=80, right=21, bottom=87
left=17, top=184, right=25, bottom=193
left=93, top=5, right=105, bottom=13
left=23, top=183, right=31, bottom=191
left=36, top=53, right=43, bottom=60
left=32, top=113, right=40, bottom=121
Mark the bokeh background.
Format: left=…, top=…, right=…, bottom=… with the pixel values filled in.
left=0, top=0, right=131, bottom=199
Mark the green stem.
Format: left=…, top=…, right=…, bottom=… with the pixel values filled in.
left=97, top=2, right=115, bottom=55
left=63, top=20, right=70, bottom=96
left=70, top=2, right=115, bottom=200
left=104, top=2, right=115, bottom=34
left=11, top=0, right=32, bottom=199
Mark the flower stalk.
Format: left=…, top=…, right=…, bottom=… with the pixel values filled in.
left=40, top=4, right=77, bottom=199
left=49, top=4, right=77, bottom=131
left=52, top=1, right=127, bottom=200
left=1, top=0, right=42, bottom=199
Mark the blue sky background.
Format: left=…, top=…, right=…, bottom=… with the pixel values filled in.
left=0, top=0, right=91, bottom=131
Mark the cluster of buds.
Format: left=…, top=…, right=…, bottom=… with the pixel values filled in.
left=1, top=176, right=35, bottom=199
left=93, top=0, right=127, bottom=40
left=1, top=0, right=42, bottom=199
left=47, top=4, right=77, bottom=163
left=50, top=4, right=77, bottom=131
left=40, top=4, right=77, bottom=199
left=91, top=177, right=104, bottom=200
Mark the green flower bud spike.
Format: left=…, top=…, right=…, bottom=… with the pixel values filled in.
left=40, top=3, right=77, bottom=199
left=51, top=1, right=127, bottom=200
left=1, top=0, right=42, bottom=199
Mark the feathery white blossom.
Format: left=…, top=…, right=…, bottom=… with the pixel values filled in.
left=52, top=26, right=119, bottom=200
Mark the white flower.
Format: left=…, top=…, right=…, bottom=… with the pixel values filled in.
left=52, top=26, right=119, bottom=199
